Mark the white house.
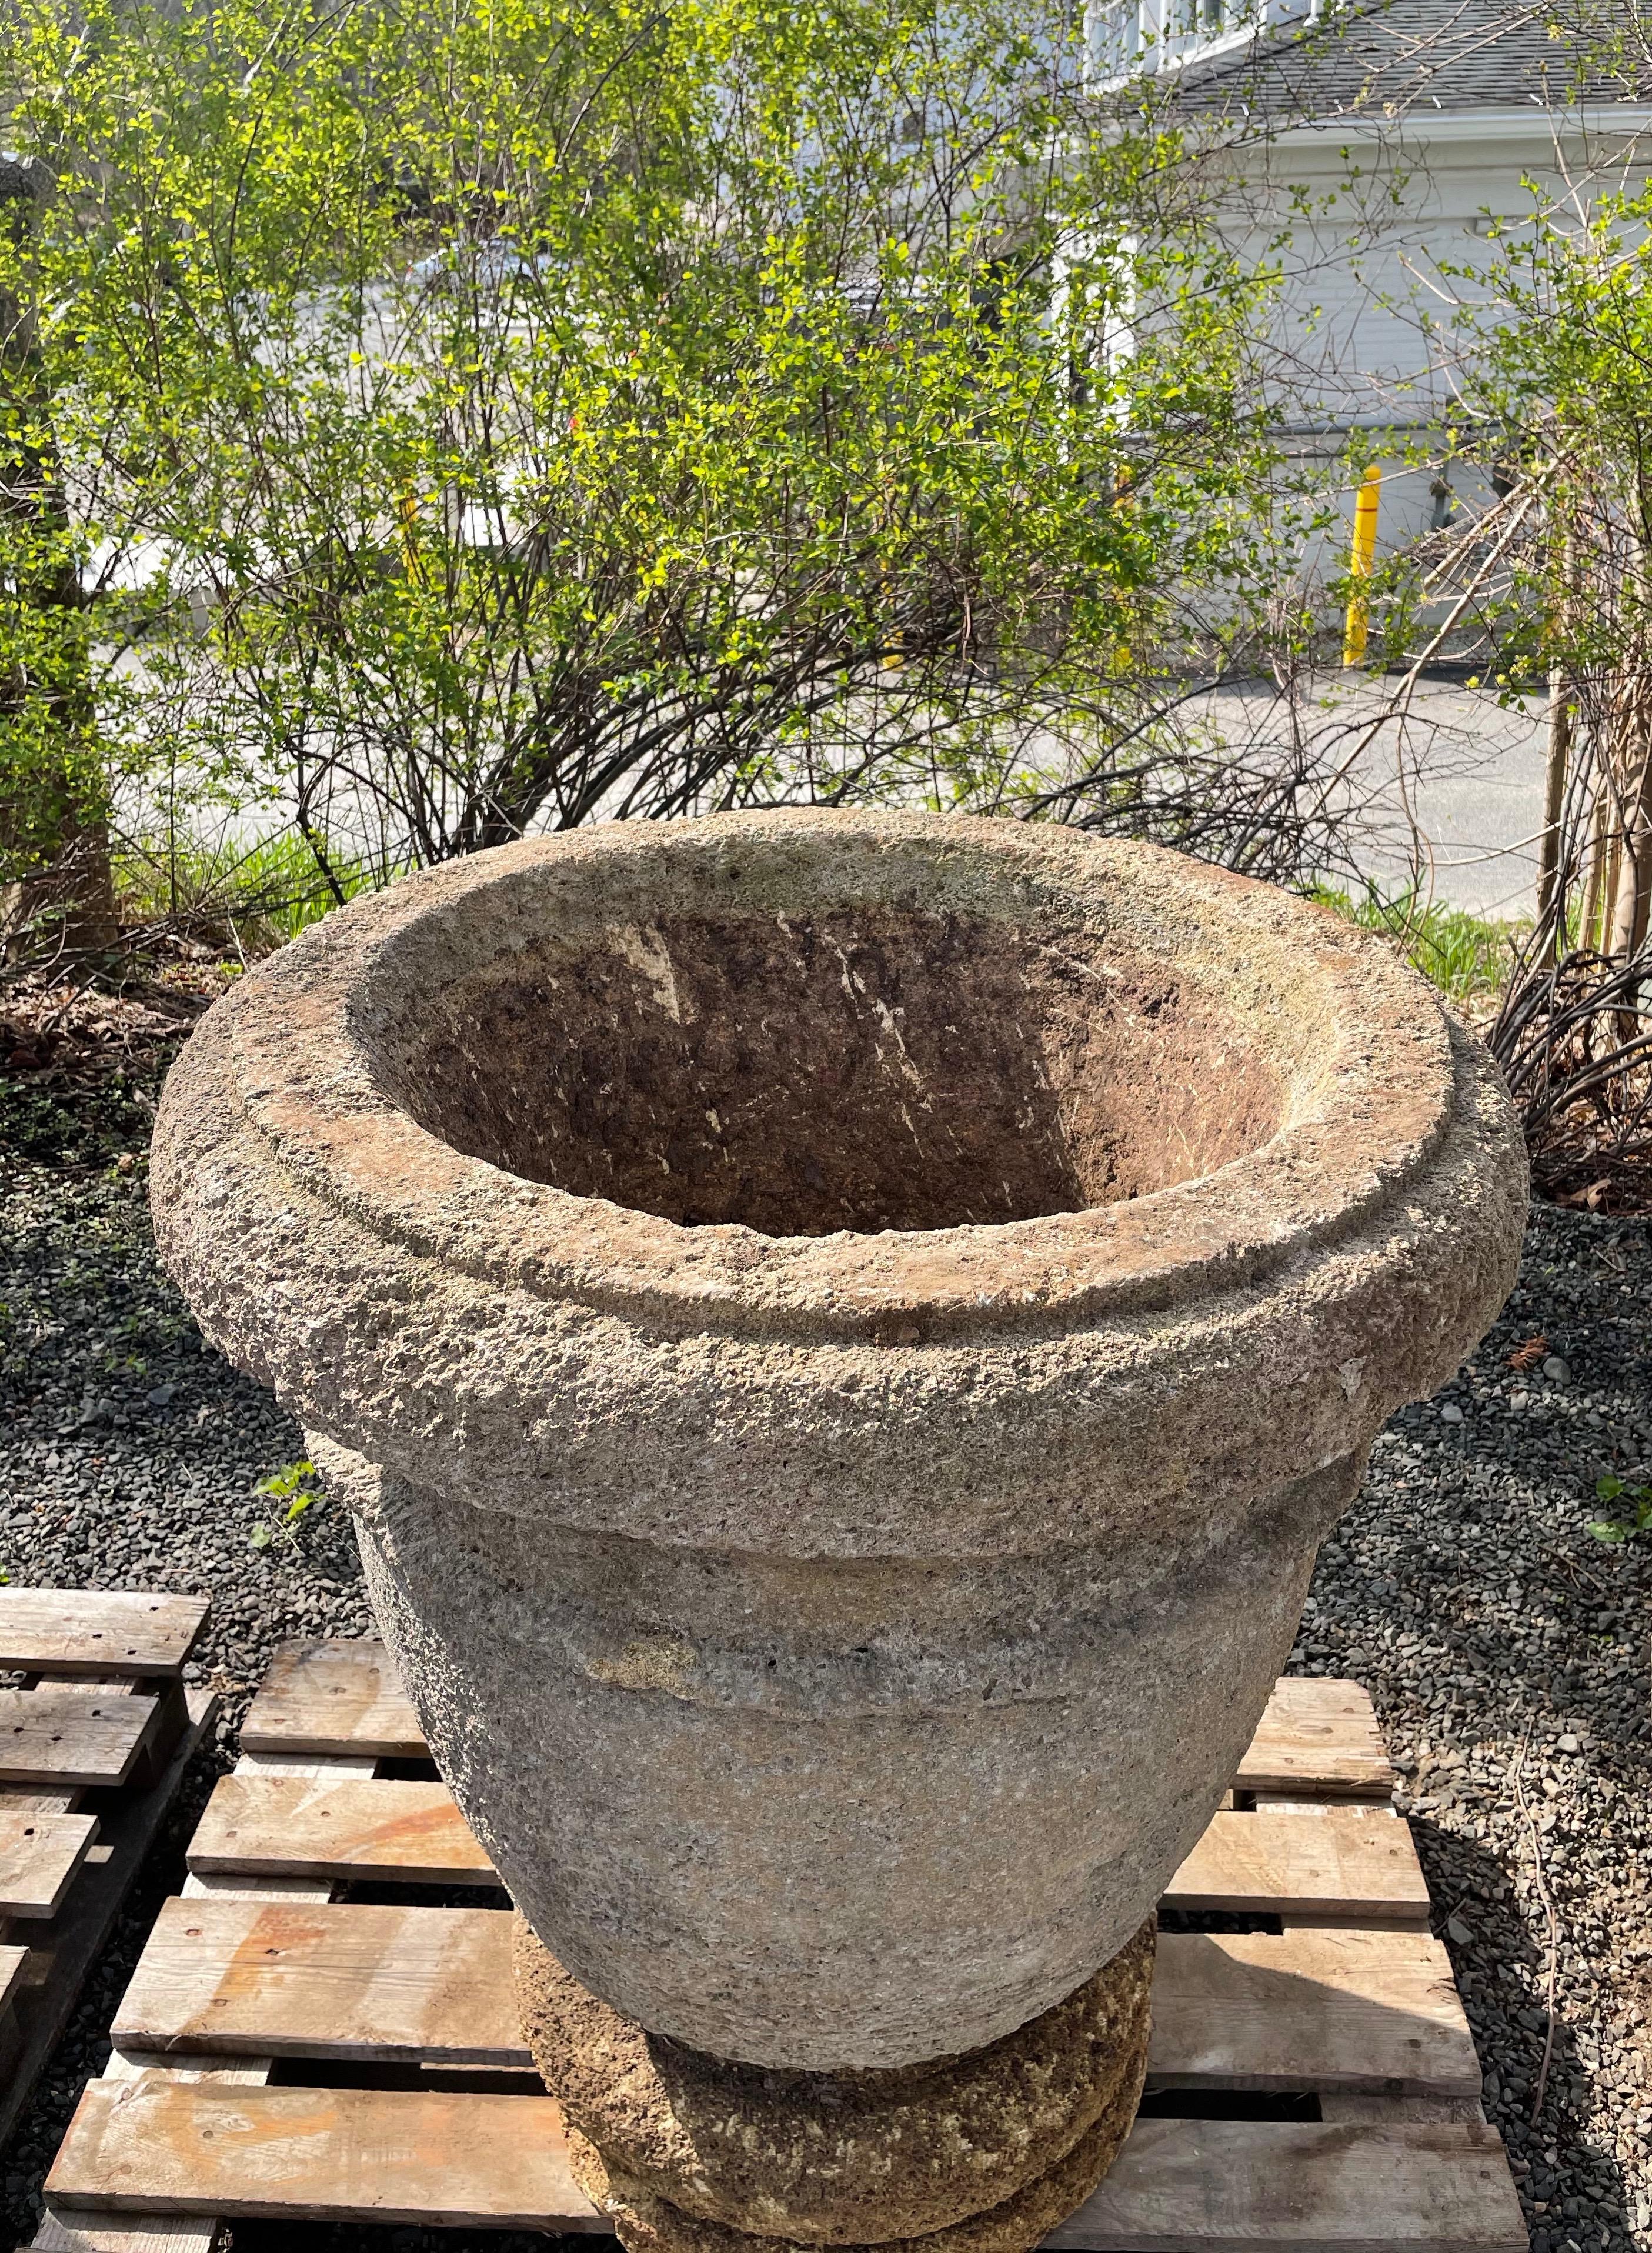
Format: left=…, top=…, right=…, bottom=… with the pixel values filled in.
left=1091, top=0, right=1652, bottom=548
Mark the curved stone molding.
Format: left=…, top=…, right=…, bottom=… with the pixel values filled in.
left=514, top=1915, right=1155, bottom=2244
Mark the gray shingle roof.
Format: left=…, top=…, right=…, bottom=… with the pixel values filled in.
left=1166, top=0, right=1652, bottom=123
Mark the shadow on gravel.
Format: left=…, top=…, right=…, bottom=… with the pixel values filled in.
left=1307, top=1204, right=1652, bottom=2253
left=1411, top=1817, right=1631, bottom=2253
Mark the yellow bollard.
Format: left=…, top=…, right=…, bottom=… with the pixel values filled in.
left=1341, top=463, right=1381, bottom=667
left=398, top=492, right=421, bottom=580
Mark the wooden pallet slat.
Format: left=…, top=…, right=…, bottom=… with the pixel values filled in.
left=32, top=2057, right=276, bottom=2253
left=1168, top=1807, right=1430, bottom=1925
left=112, top=1901, right=1481, bottom=2099
left=114, top=1898, right=524, bottom=2069
left=0, top=1591, right=209, bottom=1680
left=187, top=1775, right=1429, bottom=1924
left=1233, top=1677, right=1394, bottom=1801
left=0, top=1688, right=161, bottom=1789
left=31, top=2058, right=263, bottom=2253
left=0, top=1939, right=29, bottom=2006
left=46, top=2078, right=605, bottom=2233
left=31, top=2215, right=219, bottom=2253
left=1049, top=2118, right=1528, bottom=2252
left=0, top=1811, right=101, bottom=1919
left=45, top=2083, right=1526, bottom=2251
left=1149, top=1929, right=1480, bottom=2096
left=239, top=1640, right=423, bottom=1759
left=186, top=1775, right=495, bottom=1888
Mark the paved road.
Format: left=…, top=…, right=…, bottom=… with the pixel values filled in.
left=1338, top=679, right=1548, bottom=920
left=1199, top=675, right=1550, bottom=919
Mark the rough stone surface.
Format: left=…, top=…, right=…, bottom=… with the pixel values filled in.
left=513, top=1915, right=1154, bottom=2244
left=1, top=1008, right=1639, bottom=2252
left=150, top=809, right=1528, bottom=2068
left=565, top=2056, right=1149, bottom=2253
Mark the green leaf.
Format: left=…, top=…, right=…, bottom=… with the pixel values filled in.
left=255, top=1459, right=316, bottom=1500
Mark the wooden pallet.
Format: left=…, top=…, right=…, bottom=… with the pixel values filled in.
left=33, top=1639, right=1526, bottom=2253
left=0, top=1587, right=218, bottom=2160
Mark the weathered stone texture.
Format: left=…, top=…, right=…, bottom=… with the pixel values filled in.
left=152, top=810, right=1527, bottom=2069
left=514, top=1914, right=1154, bottom=2244
left=565, top=2063, right=1149, bottom=2253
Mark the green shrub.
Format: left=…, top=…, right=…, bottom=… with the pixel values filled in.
left=114, top=828, right=376, bottom=955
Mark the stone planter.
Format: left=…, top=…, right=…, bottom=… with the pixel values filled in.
left=152, top=810, right=1526, bottom=2244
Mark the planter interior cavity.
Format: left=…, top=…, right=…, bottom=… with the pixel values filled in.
left=379, top=906, right=1288, bottom=1235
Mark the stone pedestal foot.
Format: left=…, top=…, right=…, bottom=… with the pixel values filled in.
left=515, top=1915, right=1154, bottom=2253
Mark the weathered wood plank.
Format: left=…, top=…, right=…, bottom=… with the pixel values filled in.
left=32, top=2053, right=269, bottom=2253
left=232, top=1749, right=378, bottom=1779
left=0, top=1591, right=208, bottom=1681
left=239, top=1641, right=423, bottom=1759
left=187, top=1776, right=1426, bottom=1919
left=1047, top=2118, right=1527, bottom=2251
left=1253, top=1798, right=1399, bottom=1818
left=0, top=1689, right=160, bottom=1789
left=114, top=1899, right=522, bottom=2066
left=0, top=1787, right=82, bottom=1817
left=178, top=1872, right=336, bottom=1901
left=0, top=1691, right=218, bottom=2156
left=112, top=1904, right=1480, bottom=2100
left=1317, top=2095, right=1488, bottom=2125
left=0, top=1810, right=100, bottom=1919
left=1234, top=1678, right=1393, bottom=1801
left=1148, top=1930, right=1480, bottom=2095
left=175, top=1741, right=364, bottom=1901
left=187, top=1775, right=495, bottom=1887
left=1168, top=1808, right=1430, bottom=1924
left=0, top=1941, right=28, bottom=2006
left=45, top=2085, right=1524, bottom=2248
left=46, top=2079, right=606, bottom=2231
left=32, top=2214, right=222, bottom=2253
left=105, top=2051, right=273, bottom=2085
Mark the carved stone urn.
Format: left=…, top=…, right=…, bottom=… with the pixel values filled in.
left=151, top=810, right=1526, bottom=2251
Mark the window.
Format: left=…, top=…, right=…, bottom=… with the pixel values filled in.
left=1087, top=0, right=1142, bottom=76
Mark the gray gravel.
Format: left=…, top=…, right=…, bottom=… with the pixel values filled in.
left=2, top=1044, right=1649, bottom=2253
left=1293, top=1199, right=1652, bottom=2253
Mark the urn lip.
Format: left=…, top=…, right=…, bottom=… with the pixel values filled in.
left=211, top=807, right=1462, bottom=1343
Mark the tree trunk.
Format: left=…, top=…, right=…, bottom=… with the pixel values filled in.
left=1537, top=666, right=1570, bottom=951
left=0, top=156, right=115, bottom=956
left=1580, top=782, right=1612, bottom=956
left=1608, top=679, right=1652, bottom=1037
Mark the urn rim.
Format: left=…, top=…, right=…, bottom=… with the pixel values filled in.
left=215, top=807, right=1460, bottom=1342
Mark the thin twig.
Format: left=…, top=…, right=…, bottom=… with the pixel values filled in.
left=1511, top=1719, right=1562, bottom=2128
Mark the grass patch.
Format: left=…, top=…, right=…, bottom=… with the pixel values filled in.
left=115, top=828, right=378, bottom=955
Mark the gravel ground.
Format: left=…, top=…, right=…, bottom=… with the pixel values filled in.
left=2, top=1027, right=1649, bottom=2253
left=1296, top=1198, right=1652, bottom=2253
